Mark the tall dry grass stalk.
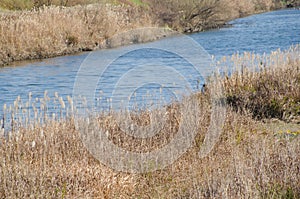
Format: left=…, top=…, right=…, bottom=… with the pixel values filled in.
left=0, top=46, right=299, bottom=198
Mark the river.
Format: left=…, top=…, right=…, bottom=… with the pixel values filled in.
left=0, top=8, right=299, bottom=118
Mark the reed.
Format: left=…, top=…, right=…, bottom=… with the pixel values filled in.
left=0, top=46, right=299, bottom=198
left=0, top=3, right=155, bottom=66
left=0, top=0, right=294, bottom=66
left=223, top=46, right=300, bottom=121
left=0, top=0, right=109, bottom=10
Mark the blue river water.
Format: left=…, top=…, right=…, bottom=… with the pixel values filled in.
left=0, top=8, right=299, bottom=117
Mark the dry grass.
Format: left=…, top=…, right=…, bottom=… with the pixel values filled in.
left=0, top=0, right=296, bottom=66
left=144, top=0, right=291, bottom=33
left=0, top=47, right=299, bottom=198
left=0, top=0, right=109, bottom=10
left=0, top=3, right=155, bottom=66
left=223, top=46, right=300, bottom=121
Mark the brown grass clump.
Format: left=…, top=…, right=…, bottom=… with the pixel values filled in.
left=1, top=110, right=299, bottom=198
left=223, top=46, right=300, bottom=121
left=0, top=47, right=299, bottom=198
left=0, top=3, right=155, bottom=66
left=0, top=0, right=109, bottom=10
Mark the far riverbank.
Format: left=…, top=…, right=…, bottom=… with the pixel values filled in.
left=0, top=0, right=298, bottom=66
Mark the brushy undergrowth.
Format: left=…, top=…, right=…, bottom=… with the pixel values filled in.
left=223, top=46, right=300, bottom=121
left=1, top=0, right=297, bottom=66
left=0, top=47, right=299, bottom=198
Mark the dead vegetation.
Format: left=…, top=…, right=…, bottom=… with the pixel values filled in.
left=223, top=47, right=300, bottom=121
left=0, top=47, right=299, bottom=198
left=0, top=3, right=155, bottom=66
left=0, top=0, right=297, bottom=66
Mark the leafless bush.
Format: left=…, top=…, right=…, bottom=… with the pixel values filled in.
left=146, top=0, right=222, bottom=32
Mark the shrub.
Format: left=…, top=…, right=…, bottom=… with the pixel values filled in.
left=223, top=47, right=300, bottom=121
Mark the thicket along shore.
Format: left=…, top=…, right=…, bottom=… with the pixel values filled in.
left=0, top=46, right=299, bottom=198
left=1, top=0, right=299, bottom=66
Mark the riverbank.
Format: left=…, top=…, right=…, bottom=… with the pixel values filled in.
left=0, top=46, right=299, bottom=198
left=0, top=0, right=296, bottom=66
